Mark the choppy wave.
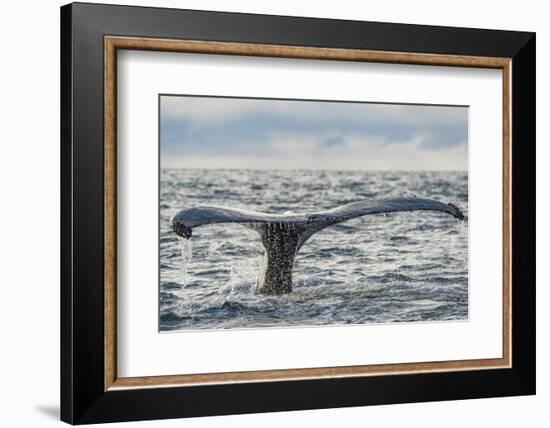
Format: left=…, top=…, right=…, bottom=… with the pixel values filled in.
left=160, top=169, right=468, bottom=331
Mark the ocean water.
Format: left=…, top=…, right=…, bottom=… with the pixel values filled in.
left=160, top=169, right=468, bottom=332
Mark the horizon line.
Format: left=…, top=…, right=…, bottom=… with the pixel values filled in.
left=160, top=166, right=468, bottom=172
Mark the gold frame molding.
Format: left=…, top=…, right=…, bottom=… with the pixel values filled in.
left=104, top=35, right=512, bottom=391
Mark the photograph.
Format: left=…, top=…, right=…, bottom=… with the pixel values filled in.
left=54, top=2, right=536, bottom=425
left=159, top=95, right=469, bottom=331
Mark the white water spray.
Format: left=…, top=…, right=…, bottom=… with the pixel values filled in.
left=178, top=237, right=193, bottom=282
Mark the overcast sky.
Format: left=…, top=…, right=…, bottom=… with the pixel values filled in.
left=160, top=95, right=468, bottom=171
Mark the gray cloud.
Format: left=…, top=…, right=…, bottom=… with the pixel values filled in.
left=160, top=95, right=468, bottom=171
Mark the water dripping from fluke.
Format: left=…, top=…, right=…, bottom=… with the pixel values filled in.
left=178, top=236, right=193, bottom=284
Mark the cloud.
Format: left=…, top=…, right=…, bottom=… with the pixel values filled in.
left=160, top=95, right=468, bottom=170
left=321, top=135, right=346, bottom=148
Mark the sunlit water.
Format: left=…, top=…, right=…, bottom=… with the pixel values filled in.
left=160, top=169, right=468, bottom=332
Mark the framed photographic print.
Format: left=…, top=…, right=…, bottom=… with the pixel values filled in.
left=60, top=2, right=536, bottom=424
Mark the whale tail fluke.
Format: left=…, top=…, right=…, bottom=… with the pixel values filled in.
left=171, top=197, right=465, bottom=295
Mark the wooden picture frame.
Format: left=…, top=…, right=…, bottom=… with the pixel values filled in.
left=61, top=2, right=535, bottom=424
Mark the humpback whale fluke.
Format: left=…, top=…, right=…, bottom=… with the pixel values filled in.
left=171, top=197, right=465, bottom=295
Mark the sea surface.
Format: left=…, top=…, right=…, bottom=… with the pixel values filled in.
left=160, top=169, right=468, bottom=332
